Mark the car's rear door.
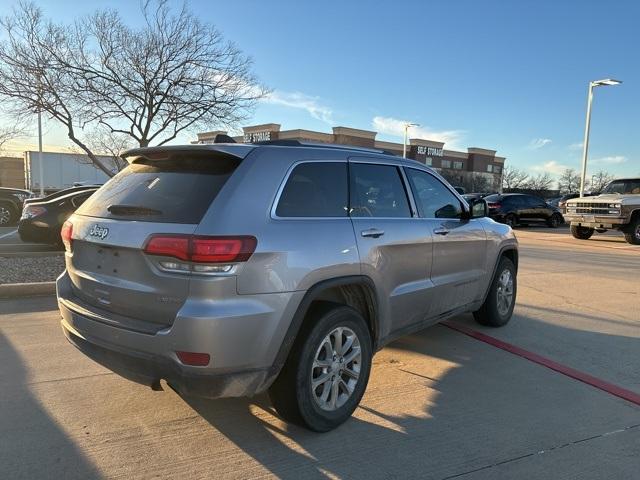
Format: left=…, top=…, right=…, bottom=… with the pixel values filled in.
left=403, top=167, right=488, bottom=317
left=65, top=151, right=241, bottom=330
left=348, top=158, right=434, bottom=337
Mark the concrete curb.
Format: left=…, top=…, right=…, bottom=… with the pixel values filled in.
left=0, top=251, right=64, bottom=258
left=0, top=282, right=56, bottom=299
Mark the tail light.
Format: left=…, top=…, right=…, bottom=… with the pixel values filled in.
left=22, top=205, right=47, bottom=219
left=487, top=202, right=501, bottom=209
left=61, top=221, right=73, bottom=252
left=144, top=235, right=257, bottom=273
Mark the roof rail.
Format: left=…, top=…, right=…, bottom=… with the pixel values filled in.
left=251, top=139, right=396, bottom=156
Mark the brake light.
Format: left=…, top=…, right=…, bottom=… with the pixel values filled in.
left=176, top=351, right=210, bottom=366
left=61, top=221, right=73, bottom=252
left=488, top=202, right=501, bottom=209
left=144, top=235, right=257, bottom=263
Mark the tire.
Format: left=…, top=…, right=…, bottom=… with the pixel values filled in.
left=547, top=213, right=562, bottom=228
left=473, top=257, right=517, bottom=327
left=504, top=213, right=517, bottom=228
left=570, top=225, right=594, bottom=240
left=268, top=304, right=373, bottom=432
left=0, top=202, right=17, bottom=226
left=623, top=216, right=640, bottom=245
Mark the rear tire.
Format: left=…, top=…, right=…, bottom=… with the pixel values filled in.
left=268, top=304, right=372, bottom=432
left=623, top=217, right=640, bottom=245
left=473, top=257, right=516, bottom=327
left=570, top=225, right=594, bottom=240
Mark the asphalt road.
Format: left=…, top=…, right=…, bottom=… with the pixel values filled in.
left=1, top=226, right=639, bottom=479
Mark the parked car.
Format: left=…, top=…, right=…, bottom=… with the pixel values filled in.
left=484, top=193, right=564, bottom=228
left=22, top=184, right=102, bottom=207
left=564, top=178, right=640, bottom=245
left=57, top=142, right=518, bottom=432
left=19, top=188, right=98, bottom=245
left=0, top=187, right=32, bottom=226
left=463, top=192, right=493, bottom=203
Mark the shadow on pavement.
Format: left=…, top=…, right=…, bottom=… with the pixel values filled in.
left=0, top=332, right=101, bottom=479
left=0, top=295, right=59, bottom=315
left=181, top=314, right=640, bottom=479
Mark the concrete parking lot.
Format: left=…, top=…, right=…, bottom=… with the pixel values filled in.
left=1, top=226, right=638, bottom=479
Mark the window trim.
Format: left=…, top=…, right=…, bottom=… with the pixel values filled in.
left=403, top=166, right=468, bottom=220
left=270, top=159, right=350, bottom=220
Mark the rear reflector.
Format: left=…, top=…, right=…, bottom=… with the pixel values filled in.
left=61, top=221, right=73, bottom=252
left=176, top=351, right=210, bottom=366
left=144, top=235, right=256, bottom=263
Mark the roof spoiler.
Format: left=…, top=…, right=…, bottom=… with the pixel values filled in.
left=121, top=144, right=254, bottom=164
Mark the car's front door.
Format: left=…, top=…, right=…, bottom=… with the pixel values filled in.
left=404, top=167, right=489, bottom=317
left=530, top=196, right=552, bottom=222
left=348, top=159, right=434, bottom=339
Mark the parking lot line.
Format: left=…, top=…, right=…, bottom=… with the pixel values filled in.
left=0, top=229, right=17, bottom=240
left=442, top=320, right=640, bottom=407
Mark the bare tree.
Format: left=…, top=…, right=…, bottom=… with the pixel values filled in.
left=589, top=170, right=616, bottom=193
left=0, top=1, right=266, bottom=176
left=526, top=172, right=554, bottom=192
left=557, top=168, right=583, bottom=194
left=502, top=165, right=530, bottom=190
left=0, top=121, right=25, bottom=153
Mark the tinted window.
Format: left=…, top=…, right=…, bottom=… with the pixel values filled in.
left=350, top=163, right=411, bottom=218
left=77, top=158, right=237, bottom=224
left=405, top=168, right=463, bottom=219
left=276, top=162, right=348, bottom=217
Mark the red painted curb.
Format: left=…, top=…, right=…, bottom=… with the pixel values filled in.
left=441, top=320, right=640, bottom=407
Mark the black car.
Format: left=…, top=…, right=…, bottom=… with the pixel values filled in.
left=22, top=184, right=102, bottom=207
left=19, top=188, right=98, bottom=245
left=484, top=193, right=564, bottom=228
left=0, top=187, right=32, bottom=226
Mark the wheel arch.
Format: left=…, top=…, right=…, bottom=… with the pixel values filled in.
left=270, top=275, right=380, bottom=376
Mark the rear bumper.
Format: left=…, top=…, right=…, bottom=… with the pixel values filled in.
left=18, top=220, right=58, bottom=244
left=57, top=271, right=304, bottom=398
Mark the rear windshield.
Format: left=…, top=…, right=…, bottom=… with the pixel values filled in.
left=76, top=158, right=237, bottom=223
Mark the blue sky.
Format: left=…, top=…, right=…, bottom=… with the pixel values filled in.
left=1, top=0, right=638, bottom=178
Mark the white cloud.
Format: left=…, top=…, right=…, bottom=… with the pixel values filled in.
left=261, top=91, right=333, bottom=124
left=530, top=160, right=568, bottom=175
left=528, top=138, right=552, bottom=150
left=371, top=116, right=464, bottom=149
left=568, top=142, right=583, bottom=150
left=592, top=155, right=627, bottom=165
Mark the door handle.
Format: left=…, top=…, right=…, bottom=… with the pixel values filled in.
left=433, top=227, right=450, bottom=235
left=361, top=228, right=385, bottom=238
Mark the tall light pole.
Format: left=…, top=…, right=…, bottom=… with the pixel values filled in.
left=37, top=108, right=43, bottom=197
left=403, top=123, right=419, bottom=158
left=579, top=78, right=621, bottom=197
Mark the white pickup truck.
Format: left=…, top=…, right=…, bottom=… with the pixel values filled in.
left=564, top=178, right=640, bottom=245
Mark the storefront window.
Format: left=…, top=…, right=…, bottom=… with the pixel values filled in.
left=453, top=161, right=463, bottom=169
left=487, top=164, right=494, bottom=173
left=494, top=165, right=501, bottom=174
left=441, top=159, right=451, bottom=169
left=424, top=157, right=432, bottom=166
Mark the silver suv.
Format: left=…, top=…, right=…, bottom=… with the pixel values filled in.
left=57, top=141, right=518, bottom=432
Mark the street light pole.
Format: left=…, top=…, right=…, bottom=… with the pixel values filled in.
left=37, top=108, right=43, bottom=197
left=403, top=123, right=419, bottom=158
left=579, top=78, right=621, bottom=197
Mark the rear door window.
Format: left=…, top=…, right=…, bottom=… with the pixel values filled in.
left=276, top=162, right=348, bottom=217
left=77, top=157, right=238, bottom=224
left=350, top=163, right=411, bottom=218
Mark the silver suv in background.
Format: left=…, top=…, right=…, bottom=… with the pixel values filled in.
left=57, top=141, right=518, bottom=432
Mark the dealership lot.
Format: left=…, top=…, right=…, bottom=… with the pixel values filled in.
left=1, top=227, right=638, bottom=479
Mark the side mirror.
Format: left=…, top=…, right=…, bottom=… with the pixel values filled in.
left=470, top=198, right=488, bottom=218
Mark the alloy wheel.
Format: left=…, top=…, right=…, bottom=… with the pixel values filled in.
left=311, top=326, right=362, bottom=411
left=496, top=269, right=514, bottom=316
left=0, top=206, right=11, bottom=225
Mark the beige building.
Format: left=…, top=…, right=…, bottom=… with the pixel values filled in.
left=0, top=156, right=25, bottom=189
left=195, top=123, right=505, bottom=192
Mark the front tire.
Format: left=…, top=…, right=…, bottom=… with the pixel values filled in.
left=570, top=225, right=594, bottom=240
left=473, top=257, right=517, bottom=327
left=268, top=304, right=372, bottom=432
left=623, top=217, right=640, bottom=245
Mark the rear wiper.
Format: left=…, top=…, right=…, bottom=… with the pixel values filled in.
left=107, top=204, right=162, bottom=216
